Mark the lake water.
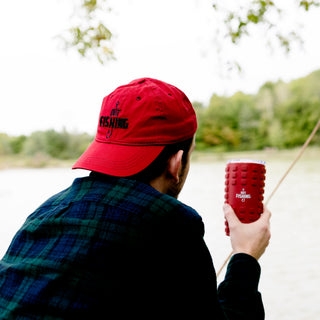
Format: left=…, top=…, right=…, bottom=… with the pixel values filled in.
left=0, top=158, right=319, bottom=319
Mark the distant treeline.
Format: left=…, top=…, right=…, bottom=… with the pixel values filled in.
left=195, top=69, right=320, bottom=151
left=0, top=130, right=93, bottom=160
left=1, top=70, right=320, bottom=160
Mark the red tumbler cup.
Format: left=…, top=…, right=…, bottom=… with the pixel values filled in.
left=224, top=159, right=266, bottom=236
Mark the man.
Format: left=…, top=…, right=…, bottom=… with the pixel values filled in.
left=0, top=78, right=271, bottom=319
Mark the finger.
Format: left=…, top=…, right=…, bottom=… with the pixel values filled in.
left=260, top=206, right=271, bottom=222
left=223, top=203, right=240, bottom=226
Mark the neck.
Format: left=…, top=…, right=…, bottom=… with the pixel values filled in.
left=149, top=175, right=169, bottom=195
left=149, top=175, right=181, bottom=199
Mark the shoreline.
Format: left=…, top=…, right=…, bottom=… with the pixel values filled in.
left=1, top=146, right=319, bottom=170
left=192, top=146, right=320, bottom=163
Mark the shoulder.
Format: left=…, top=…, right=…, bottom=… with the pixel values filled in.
left=83, top=174, right=202, bottom=221
left=90, top=175, right=204, bottom=236
left=132, top=178, right=202, bottom=223
left=131, top=181, right=205, bottom=237
left=27, top=175, right=204, bottom=238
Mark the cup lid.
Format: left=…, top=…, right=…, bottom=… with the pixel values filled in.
left=227, top=159, right=266, bottom=165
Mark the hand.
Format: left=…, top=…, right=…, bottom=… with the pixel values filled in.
left=223, top=203, right=271, bottom=260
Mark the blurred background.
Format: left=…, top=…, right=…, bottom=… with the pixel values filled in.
left=0, top=1, right=319, bottom=319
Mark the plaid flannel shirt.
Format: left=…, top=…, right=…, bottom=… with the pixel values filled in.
left=0, top=173, right=264, bottom=319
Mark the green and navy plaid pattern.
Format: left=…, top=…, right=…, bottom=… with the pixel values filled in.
left=0, top=174, right=264, bottom=319
left=0, top=175, right=207, bottom=318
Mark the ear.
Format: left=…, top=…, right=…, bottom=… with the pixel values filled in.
left=167, top=150, right=184, bottom=183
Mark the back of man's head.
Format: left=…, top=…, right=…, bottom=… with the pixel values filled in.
left=73, top=77, right=197, bottom=177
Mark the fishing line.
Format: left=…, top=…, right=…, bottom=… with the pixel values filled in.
left=216, top=117, right=320, bottom=278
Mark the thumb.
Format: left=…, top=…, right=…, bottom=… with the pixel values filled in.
left=259, top=205, right=272, bottom=223
left=223, top=203, right=240, bottom=227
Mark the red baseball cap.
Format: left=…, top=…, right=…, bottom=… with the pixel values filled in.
left=72, top=77, right=197, bottom=177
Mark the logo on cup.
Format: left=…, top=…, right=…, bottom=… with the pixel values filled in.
left=236, top=188, right=251, bottom=202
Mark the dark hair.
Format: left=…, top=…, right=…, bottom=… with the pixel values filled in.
left=127, top=138, right=193, bottom=184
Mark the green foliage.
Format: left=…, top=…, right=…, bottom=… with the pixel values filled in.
left=196, top=92, right=264, bottom=151
left=299, top=1, right=320, bottom=11
left=0, top=130, right=93, bottom=161
left=57, top=1, right=319, bottom=65
left=274, top=99, right=320, bottom=147
left=0, top=133, right=12, bottom=156
left=60, top=0, right=114, bottom=64
left=9, top=135, right=27, bottom=154
left=211, top=0, right=314, bottom=71
left=23, top=129, right=93, bottom=159
left=196, top=69, right=320, bottom=151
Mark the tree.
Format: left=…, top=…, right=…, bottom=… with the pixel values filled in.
left=60, top=1, right=320, bottom=66
left=212, top=0, right=320, bottom=71
left=9, top=135, right=27, bottom=154
left=213, top=1, right=319, bottom=50
left=60, top=0, right=114, bottom=64
left=196, top=92, right=262, bottom=151
left=22, top=130, right=93, bottom=159
left=0, top=134, right=12, bottom=156
left=195, top=68, right=320, bottom=151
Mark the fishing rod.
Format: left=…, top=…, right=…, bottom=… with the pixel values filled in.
left=216, top=117, right=320, bottom=278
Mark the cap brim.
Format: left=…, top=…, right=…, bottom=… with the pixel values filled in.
left=72, top=140, right=165, bottom=177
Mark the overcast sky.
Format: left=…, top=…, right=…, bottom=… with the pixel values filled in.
left=1, top=0, right=320, bottom=135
